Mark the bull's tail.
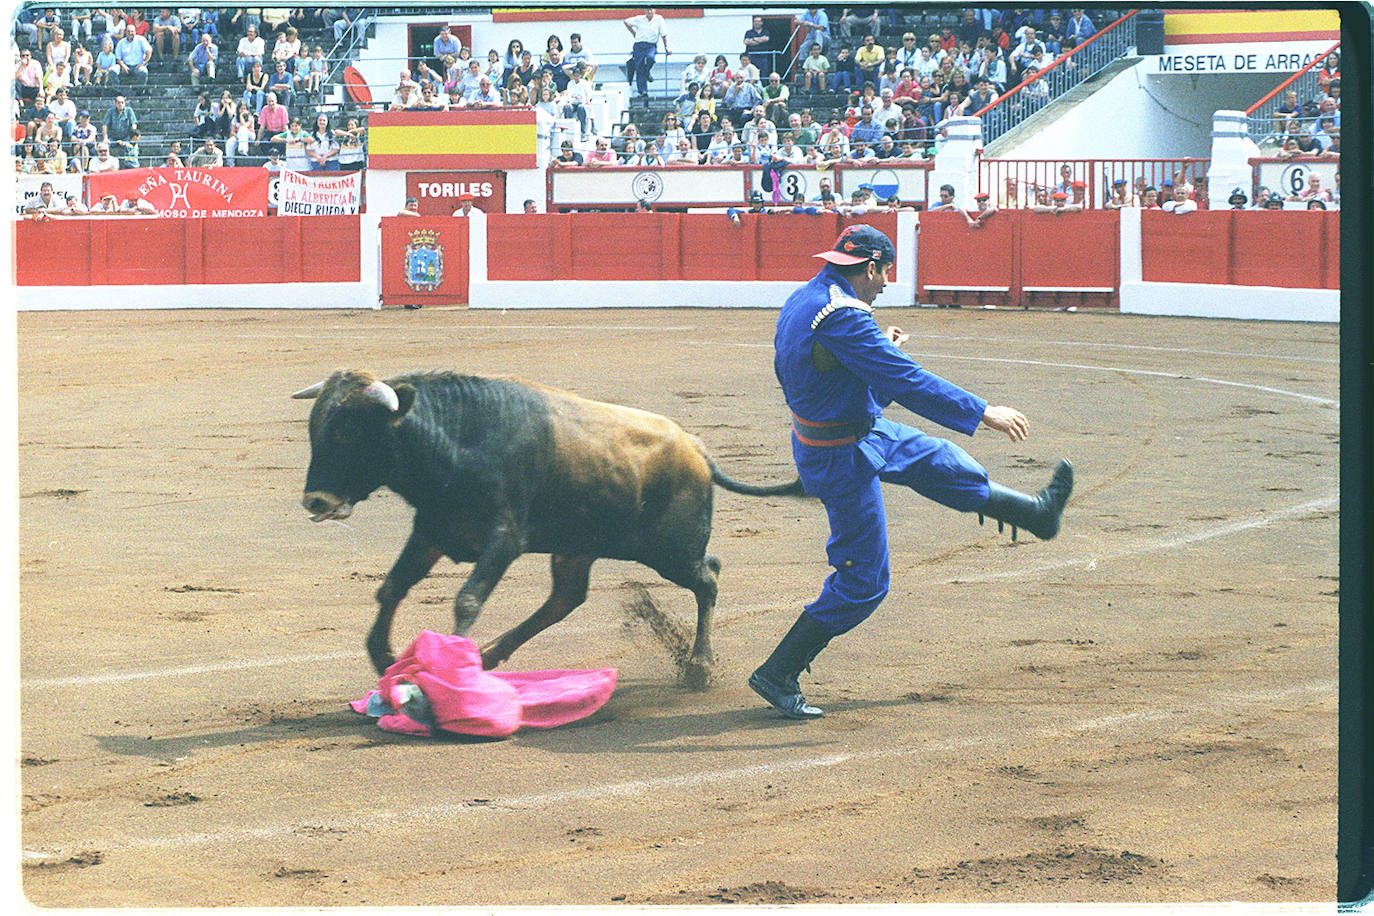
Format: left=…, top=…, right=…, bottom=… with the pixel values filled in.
left=709, top=461, right=805, bottom=498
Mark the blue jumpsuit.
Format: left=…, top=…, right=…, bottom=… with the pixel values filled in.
left=776, top=264, right=991, bottom=636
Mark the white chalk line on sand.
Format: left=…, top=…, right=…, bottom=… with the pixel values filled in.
left=954, top=493, right=1339, bottom=584
left=21, top=678, right=1335, bottom=859
left=692, top=344, right=1339, bottom=408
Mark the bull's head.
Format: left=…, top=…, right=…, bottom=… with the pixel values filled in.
left=291, top=370, right=417, bottom=522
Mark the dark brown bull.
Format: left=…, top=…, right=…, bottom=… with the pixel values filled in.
left=292, top=369, right=801, bottom=686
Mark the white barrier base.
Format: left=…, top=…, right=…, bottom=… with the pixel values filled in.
left=468, top=281, right=917, bottom=311
left=16, top=282, right=379, bottom=311
left=1119, top=281, right=1338, bottom=323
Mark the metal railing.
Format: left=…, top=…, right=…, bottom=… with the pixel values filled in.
left=978, top=157, right=1209, bottom=209
left=973, top=10, right=1139, bottom=147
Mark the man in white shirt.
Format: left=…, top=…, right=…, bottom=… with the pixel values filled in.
left=665, top=137, right=699, bottom=163
left=561, top=64, right=592, bottom=139
left=873, top=87, right=901, bottom=127
left=236, top=24, right=263, bottom=79
left=623, top=8, right=669, bottom=100
left=88, top=142, right=120, bottom=172
left=451, top=192, right=487, bottom=223
left=465, top=75, right=502, bottom=108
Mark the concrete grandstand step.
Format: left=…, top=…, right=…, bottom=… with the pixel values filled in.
left=983, top=55, right=1143, bottom=157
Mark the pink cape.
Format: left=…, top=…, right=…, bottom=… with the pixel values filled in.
left=348, top=630, right=617, bottom=738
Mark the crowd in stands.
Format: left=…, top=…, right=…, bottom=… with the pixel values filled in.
left=1255, top=51, right=1341, bottom=161
left=12, top=6, right=369, bottom=177
left=381, top=7, right=1112, bottom=170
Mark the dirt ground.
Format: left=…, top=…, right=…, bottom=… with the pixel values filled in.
left=17, top=304, right=1338, bottom=907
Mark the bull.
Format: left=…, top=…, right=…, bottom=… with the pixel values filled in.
left=292, top=369, right=802, bottom=686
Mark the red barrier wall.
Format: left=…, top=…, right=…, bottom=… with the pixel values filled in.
left=14, top=216, right=361, bottom=286
left=917, top=210, right=1118, bottom=308
left=485, top=212, right=900, bottom=282
left=1142, top=209, right=1339, bottom=289
left=379, top=216, right=470, bottom=306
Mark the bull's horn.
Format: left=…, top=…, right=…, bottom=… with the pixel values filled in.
left=361, top=380, right=400, bottom=413
left=291, top=381, right=326, bottom=399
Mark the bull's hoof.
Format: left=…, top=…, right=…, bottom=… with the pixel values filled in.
left=680, top=658, right=713, bottom=691
left=478, top=642, right=506, bottom=671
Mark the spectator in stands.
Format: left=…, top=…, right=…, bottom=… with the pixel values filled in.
left=801, top=43, right=829, bottom=91
left=960, top=76, right=997, bottom=116
left=673, top=82, right=700, bottom=119
left=241, top=59, right=268, bottom=110
left=1161, top=184, right=1197, bottom=213
left=541, top=33, right=564, bottom=66
left=70, top=109, right=97, bottom=169
left=551, top=138, right=584, bottom=167
left=666, top=136, right=698, bottom=163
left=1009, top=28, right=1040, bottom=77
left=1224, top=187, right=1247, bottom=210
left=583, top=135, right=617, bottom=166
left=872, top=85, right=900, bottom=124
left=1064, top=8, right=1094, bottom=49
left=179, top=8, right=204, bottom=44
left=973, top=47, right=1007, bottom=93
left=690, top=109, right=717, bottom=154
left=839, top=6, right=880, bottom=42
left=268, top=59, right=295, bottom=107
left=257, top=91, right=289, bottom=139
left=623, top=8, right=670, bottom=102
left=47, top=85, right=75, bottom=140
left=305, top=113, right=339, bottom=169
left=45, top=25, right=71, bottom=74
left=186, top=135, right=221, bottom=167
left=1031, top=189, right=1081, bottom=214
left=396, top=195, right=420, bottom=216
left=88, top=140, right=118, bottom=172
left=682, top=53, right=711, bottom=92
left=849, top=104, right=885, bottom=145
left=743, top=15, right=778, bottom=79
left=15, top=48, right=44, bottom=104
left=118, top=128, right=140, bottom=168
left=736, top=51, right=760, bottom=84
left=272, top=25, right=300, bottom=76
left=272, top=115, right=309, bottom=171
left=227, top=104, right=254, bottom=164
left=1318, top=52, right=1339, bottom=93
left=509, top=50, right=537, bottom=88
left=562, top=64, right=592, bottom=138
left=1103, top=178, right=1129, bottom=210
left=43, top=59, right=72, bottom=97
left=762, top=71, right=789, bottom=124
left=237, top=24, right=263, bottom=79
left=1321, top=129, right=1341, bottom=158
left=541, top=48, right=571, bottom=92
left=300, top=45, right=328, bottom=101
left=708, top=53, right=733, bottom=95
left=611, top=122, right=644, bottom=161
left=741, top=104, right=777, bottom=148
left=694, top=82, right=719, bottom=121
left=100, top=93, right=136, bottom=157
left=926, top=183, right=959, bottom=211
left=1293, top=172, right=1334, bottom=204
left=413, top=83, right=447, bottom=110
left=188, top=31, right=217, bottom=85
left=260, top=9, right=290, bottom=36
left=335, top=117, right=365, bottom=169
left=501, top=38, right=523, bottom=78
left=92, top=36, right=118, bottom=85
left=796, top=7, right=829, bottom=63
left=853, top=32, right=883, bottom=89
left=503, top=72, right=530, bottom=106
left=479, top=48, right=502, bottom=85
left=468, top=75, right=503, bottom=108
left=722, top=72, right=762, bottom=127
left=213, top=90, right=238, bottom=138
left=149, top=8, right=182, bottom=65
left=564, top=32, right=596, bottom=82
left=433, top=24, right=461, bottom=66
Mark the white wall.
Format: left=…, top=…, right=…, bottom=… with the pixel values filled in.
left=1002, top=63, right=1292, bottom=160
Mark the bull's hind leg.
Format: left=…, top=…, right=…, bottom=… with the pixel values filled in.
left=369, top=526, right=443, bottom=674
left=479, top=555, right=594, bottom=670
left=655, top=552, right=720, bottom=691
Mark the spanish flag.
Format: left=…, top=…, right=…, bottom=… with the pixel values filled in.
left=367, top=109, right=537, bottom=170
left=1164, top=9, right=1340, bottom=44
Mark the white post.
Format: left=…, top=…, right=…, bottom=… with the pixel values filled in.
left=1208, top=109, right=1262, bottom=210
left=930, top=116, right=983, bottom=208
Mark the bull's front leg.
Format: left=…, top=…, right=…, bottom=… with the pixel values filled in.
left=452, top=520, right=524, bottom=636
left=369, top=526, right=442, bottom=674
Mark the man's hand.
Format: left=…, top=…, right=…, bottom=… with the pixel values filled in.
left=885, top=325, right=908, bottom=346
left=981, top=404, right=1029, bottom=441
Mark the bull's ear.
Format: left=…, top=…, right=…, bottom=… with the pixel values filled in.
left=390, top=383, right=417, bottom=425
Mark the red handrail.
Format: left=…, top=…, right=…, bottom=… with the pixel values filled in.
left=1244, top=40, right=1340, bottom=115
left=973, top=9, right=1139, bottom=118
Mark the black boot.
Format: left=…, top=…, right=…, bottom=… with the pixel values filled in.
left=978, top=459, right=1074, bottom=542
left=748, top=612, right=833, bottom=719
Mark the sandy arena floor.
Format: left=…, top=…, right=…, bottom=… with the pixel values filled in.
left=18, top=304, right=1337, bottom=906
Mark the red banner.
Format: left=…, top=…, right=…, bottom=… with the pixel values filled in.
left=86, top=167, right=270, bottom=218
